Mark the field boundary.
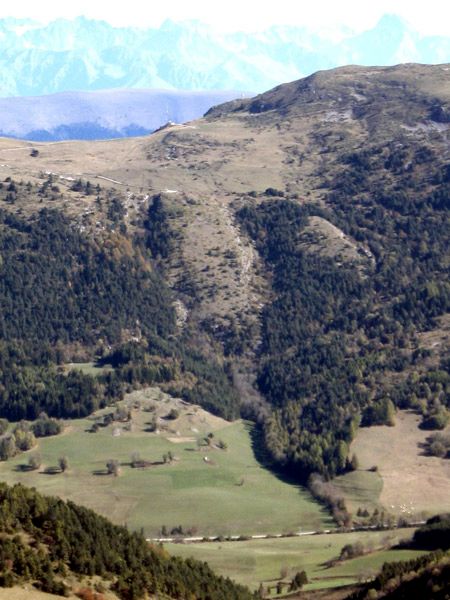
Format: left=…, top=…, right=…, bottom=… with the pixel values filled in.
left=148, top=521, right=425, bottom=544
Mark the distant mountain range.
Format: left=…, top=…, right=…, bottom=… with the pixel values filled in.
left=0, top=14, right=449, bottom=98
left=0, top=89, right=245, bottom=141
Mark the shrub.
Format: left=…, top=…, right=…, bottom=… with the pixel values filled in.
left=165, top=408, right=179, bottom=420
left=28, top=454, right=41, bottom=470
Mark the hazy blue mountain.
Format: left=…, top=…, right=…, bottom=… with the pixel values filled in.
left=0, top=15, right=449, bottom=97
left=0, top=89, right=245, bottom=141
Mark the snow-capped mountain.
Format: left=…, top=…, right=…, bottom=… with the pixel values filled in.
left=0, top=15, right=449, bottom=98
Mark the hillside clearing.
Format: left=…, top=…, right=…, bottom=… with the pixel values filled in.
left=334, top=410, right=450, bottom=518
left=0, top=388, right=331, bottom=537
left=0, top=587, right=118, bottom=600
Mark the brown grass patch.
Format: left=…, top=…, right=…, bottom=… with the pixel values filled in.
left=350, top=410, right=450, bottom=518
left=0, top=587, right=76, bottom=600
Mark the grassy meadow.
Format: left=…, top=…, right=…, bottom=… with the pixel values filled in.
left=334, top=410, right=450, bottom=519
left=166, top=529, right=424, bottom=591
left=0, top=388, right=331, bottom=538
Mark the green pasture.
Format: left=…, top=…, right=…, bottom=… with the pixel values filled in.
left=0, top=391, right=331, bottom=537
left=166, top=529, right=423, bottom=591
left=64, top=362, right=112, bottom=376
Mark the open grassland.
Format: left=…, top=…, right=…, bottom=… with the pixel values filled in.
left=334, top=410, right=450, bottom=519
left=166, top=529, right=424, bottom=591
left=0, top=388, right=331, bottom=538
left=333, top=470, right=383, bottom=515
left=64, top=362, right=113, bottom=376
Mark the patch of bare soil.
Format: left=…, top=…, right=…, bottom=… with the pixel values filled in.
left=0, top=587, right=76, bottom=600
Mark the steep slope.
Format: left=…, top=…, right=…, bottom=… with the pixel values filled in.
left=0, top=63, right=449, bottom=491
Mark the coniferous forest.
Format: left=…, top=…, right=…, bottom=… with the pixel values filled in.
left=0, top=204, right=239, bottom=421
left=232, top=134, right=450, bottom=480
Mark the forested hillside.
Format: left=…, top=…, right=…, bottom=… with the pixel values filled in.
left=345, top=550, right=450, bottom=600
left=0, top=189, right=239, bottom=421
left=235, top=142, right=450, bottom=478
left=0, top=62, right=449, bottom=489
left=0, top=482, right=254, bottom=599
left=217, top=64, right=450, bottom=480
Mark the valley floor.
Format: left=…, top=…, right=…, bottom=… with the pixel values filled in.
left=166, top=529, right=425, bottom=592
left=0, top=389, right=448, bottom=594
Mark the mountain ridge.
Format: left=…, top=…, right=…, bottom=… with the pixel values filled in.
left=0, top=16, right=449, bottom=97
left=0, top=88, right=245, bottom=141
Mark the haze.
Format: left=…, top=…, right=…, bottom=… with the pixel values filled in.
left=1, top=0, right=450, bottom=36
